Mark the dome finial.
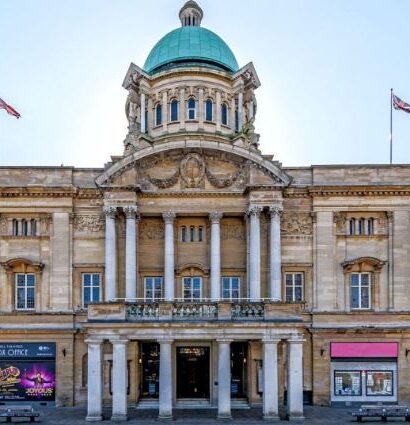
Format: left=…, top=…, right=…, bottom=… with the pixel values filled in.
left=179, top=1, right=203, bottom=27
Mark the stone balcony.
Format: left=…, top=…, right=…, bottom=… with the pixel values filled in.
left=87, top=300, right=304, bottom=323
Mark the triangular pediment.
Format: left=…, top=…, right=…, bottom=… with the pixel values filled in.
left=96, top=141, right=291, bottom=193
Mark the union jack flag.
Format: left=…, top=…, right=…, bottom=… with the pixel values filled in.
left=0, top=97, right=20, bottom=119
left=393, top=94, right=410, bottom=114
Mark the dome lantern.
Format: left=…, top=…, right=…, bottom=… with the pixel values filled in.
left=179, top=1, right=203, bottom=27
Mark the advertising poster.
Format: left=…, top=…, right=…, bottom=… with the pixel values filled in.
left=0, top=343, right=56, bottom=402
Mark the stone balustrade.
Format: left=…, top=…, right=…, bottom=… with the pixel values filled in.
left=87, top=300, right=304, bottom=322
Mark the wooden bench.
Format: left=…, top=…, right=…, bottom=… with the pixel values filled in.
left=0, top=406, right=39, bottom=423
left=352, top=405, right=410, bottom=422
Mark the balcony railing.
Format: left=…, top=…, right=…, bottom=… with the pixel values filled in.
left=88, top=299, right=304, bottom=323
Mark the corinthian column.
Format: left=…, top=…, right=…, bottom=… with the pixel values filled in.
left=247, top=205, right=262, bottom=300
left=124, top=206, right=138, bottom=300
left=163, top=212, right=176, bottom=301
left=209, top=212, right=223, bottom=300
left=104, top=206, right=117, bottom=301
left=270, top=206, right=283, bottom=301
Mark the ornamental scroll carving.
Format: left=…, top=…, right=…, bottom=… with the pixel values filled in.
left=74, top=215, right=105, bottom=233
left=147, top=169, right=180, bottom=189
left=221, top=224, right=246, bottom=241
left=139, top=220, right=164, bottom=240
left=281, top=212, right=312, bottom=235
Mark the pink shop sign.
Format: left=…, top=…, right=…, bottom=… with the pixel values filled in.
left=331, top=342, right=398, bottom=358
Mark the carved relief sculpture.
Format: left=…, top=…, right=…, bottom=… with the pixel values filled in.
left=281, top=212, right=313, bottom=235
left=180, top=153, right=205, bottom=189
left=74, top=215, right=105, bottom=233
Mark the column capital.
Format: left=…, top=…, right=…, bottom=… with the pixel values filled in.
left=269, top=205, right=283, bottom=217
left=246, top=205, right=262, bottom=217
left=123, top=205, right=138, bottom=219
left=162, top=211, right=176, bottom=223
left=103, top=205, right=117, bottom=218
left=209, top=211, right=223, bottom=223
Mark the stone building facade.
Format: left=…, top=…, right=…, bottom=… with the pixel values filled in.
left=1, top=1, right=410, bottom=421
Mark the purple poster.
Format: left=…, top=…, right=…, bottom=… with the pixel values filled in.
left=0, top=361, right=55, bottom=401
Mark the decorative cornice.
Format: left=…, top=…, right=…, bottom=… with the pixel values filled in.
left=341, top=256, right=386, bottom=273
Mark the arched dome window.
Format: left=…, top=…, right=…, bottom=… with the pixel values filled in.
left=205, top=99, right=213, bottom=122
left=155, top=103, right=162, bottom=126
left=221, top=103, right=228, bottom=126
left=170, top=99, right=179, bottom=122
left=187, top=97, right=196, bottom=120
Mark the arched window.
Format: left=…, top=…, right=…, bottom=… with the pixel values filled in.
left=144, top=109, right=148, bottom=133
left=155, top=104, right=162, bottom=126
left=190, top=226, right=195, bottom=242
left=30, top=219, right=37, bottom=237
left=12, top=219, right=18, bottom=236
left=198, top=226, right=203, bottom=242
left=367, top=218, right=374, bottom=235
left=187, top=97, right=196, bottom=120
left=181, top=226, right=186, bottom=242
left=235, top=109, right=239, bottom=132
left=349, top=218, right=355, bottom=235
left=22, top=219, right=28, bottom=236
left=205, top=99, right=213, bottom=121
left=358, top=218, right=365, bottom=235
left=170, top=99, right=179, bottom=122
left=221, top=103, right=228, bottom=126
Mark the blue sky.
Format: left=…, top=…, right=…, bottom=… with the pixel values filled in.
left=1, top=0, right=409, bottom=168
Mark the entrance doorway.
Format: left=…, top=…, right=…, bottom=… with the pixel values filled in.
left=140, top=342, right=159, bottom=398
left=176, top=346, right=210, bottom=399
left=231, top=342, right=248, bottom=398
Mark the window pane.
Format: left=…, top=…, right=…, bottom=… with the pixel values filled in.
left=193, top=278, right=201, bottom=289
left=93, top=274, right=100, bottom=285
left=206, top=100, right=212, bottom=121
left=295, top=274, right=302, bottom=285
left=334, top=371, right=362, bottom=396
left=235, top=110, right=239, bottom=131
left=156, top=105, right=162, bottom=125
left=171, top=100, right=178, bottom=121
left=188, top=98, right=195, bottom=108
left=351, top=286, right=359, bottom=308
left=366, top=371, right=393, bottom=396
left=361, top=287, right=370, bottom=308
left=221, top=104, right=228, bottom=125
left=222, top=278, right=229, bottom=290
left=92, top=287, right=100, bottom=302
left=286, top=287, right=293, bottom=302
left=27, top=288, right=35, bottom=308
left=17, top=288, right=25, bottom=309
left=198, top=226, right=203, bottom=242
left=295, top=286, right=303, bottom=301
left=27, top=275, right=35, bottom=286
left=190, top=226, right=195, bottom=242
left=84, top=287, right=91, bottom=306
left=83, top=274, right=91, bottom=286
left=223, top=288, right=230, bottom=299
left=351, top=274, right=359, bottom=286
left=181, top=226, right=186, bottom=242
left=232, top=278, right=239, bottom=289
left=361, top=274, right=369, bottom=285
left=285, top=274, right=293, bottom=286
left=231, top=289, right=239, bottom=300
left=17, top=274, right=25, bottom=285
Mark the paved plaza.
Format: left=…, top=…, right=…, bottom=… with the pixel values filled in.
left=21, top=406, right=382, bottom=424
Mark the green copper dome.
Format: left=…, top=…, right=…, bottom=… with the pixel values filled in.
left=143, top=26, right=239, bottom=75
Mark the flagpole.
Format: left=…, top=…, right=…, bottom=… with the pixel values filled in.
left=390, top=88, right=393, bottom=164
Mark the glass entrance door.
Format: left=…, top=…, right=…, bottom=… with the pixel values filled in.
left=231, top=342, right=248, bottom=398
left=176, top=346, right=210, bottom=398
left=140, top=342, right=160, bottom=398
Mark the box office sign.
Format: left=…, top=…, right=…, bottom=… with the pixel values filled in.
left=0, top=343, right=56, bottom=402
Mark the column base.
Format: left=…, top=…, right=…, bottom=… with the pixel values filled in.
left=263, top=414, right=280, bottom=421
left=110, top=414, right=128, bottom=422
left=86, top=415, right=103, bottom=422
left=287, top=414, right=305, bottom=421
left=217, top=413, right=232, bottom=420
left=158, top=413, right=173, bottom=421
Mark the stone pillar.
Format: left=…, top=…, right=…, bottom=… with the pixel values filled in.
left=86, top=339, right=103, bottom=422
left=104, top=206, right=117, bottom=301
left=287, top=336, right=305, bottom=420
left=269, top=206, right=283, bottom=301
left=247, top=205, right=262, bottom=300
left=111, top=339, right=129, bottom=421
left=230, top=96, right=236, bottom=132
left=209, top=212, right=223, bottom=300
left=198, top=87, right=204, bottom=129
left=163, top=212, right=176, bottom=301
left=217, top=339, right=232, bottom=419
left=158, top=339, right=173, bottom=419
left=238, top=91, right=243, bottom=130
left=140, top=92, right=146, bottom=134
left=216, top=91, right=221, bottom=132
left=124, top=206, right=138, bottom=300
left=162, top=91, right=168, bottom=132
left=262, top=338, right=280, bottom=420
left=179, top=87, right=185, bottom=129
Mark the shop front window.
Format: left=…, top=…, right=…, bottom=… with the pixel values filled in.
left=334, top=370, right=362, bottom=396
left=366, top=371, right=393, bottom=396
